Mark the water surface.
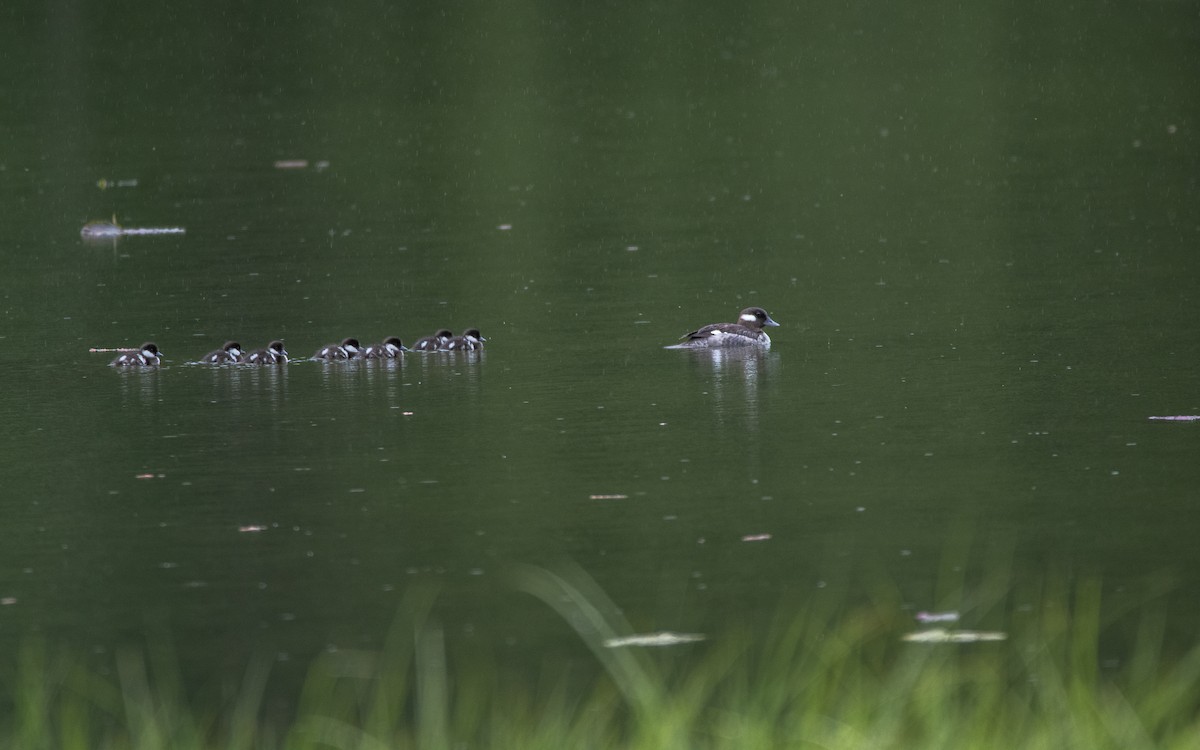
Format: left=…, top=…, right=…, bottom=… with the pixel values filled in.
left=2, top=0, right=1198, bottom=699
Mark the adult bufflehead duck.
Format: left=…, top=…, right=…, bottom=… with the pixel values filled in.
left=313, top=338, right=362, bottom=360
left=664, top=307, right=779, bottom=350
left=199, top=340, right=243, bottom=364
left=363, top=337, right=408, bottom=359
left=242, top=340, right=288, bottom=365
left=110, top=342, right=162, bottom=367
left=445, top=328, right=485, bottom=352
left=412, top=329, right=453, bottom=352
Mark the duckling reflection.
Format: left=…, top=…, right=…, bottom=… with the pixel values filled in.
left=220, top=341, right=289, bottom=410
left=410, top=346, right=486, bottom=387
left=115, top=364, right=162, bottom=404
left=360, top=353, right=405, bottom=401
left=228, top=358, right=289, bottom=409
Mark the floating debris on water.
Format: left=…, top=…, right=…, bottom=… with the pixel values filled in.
left=603, top=631, right=707, bottom=648
left=915, top=610, right=960, bottom=623
left=902, top=628, right=1007, bottom=644
left=274, top=159, right=330, bottom=171
left=96, top=178, right=139, bottom=189
left=589, top=493, right=628, bottom=500
left=239, top=525, right=268, bottom=533
left=741, top=533, right=772, bottom=542
left=81, top=218, right=186, bottom=240
left=81, top=221, right=123, bottom=239
left=1148, top=416, right=1200, bottom=421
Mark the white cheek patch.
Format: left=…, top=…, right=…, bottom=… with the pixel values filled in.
left=740, top=313, right=757, bottom=323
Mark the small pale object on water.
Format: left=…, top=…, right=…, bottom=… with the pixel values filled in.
left=902, top=628, right=1007, bottom=643
left=915, top=610, right=960, bottom=623
left=603, top=632, right=706, bottom=648
left=81, top=219, right=185, bottom=239
left=96, top=178, right=139, bottom=189
left=81, top=221, right=123, bottom=239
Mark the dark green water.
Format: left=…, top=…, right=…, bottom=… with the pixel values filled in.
left=2, top=0, right=1198, bottom=697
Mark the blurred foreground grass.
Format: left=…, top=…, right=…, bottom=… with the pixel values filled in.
left=4, top=565, right=1200, bottom=749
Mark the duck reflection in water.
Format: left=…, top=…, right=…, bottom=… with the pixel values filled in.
left=679, top=347, right=775, bottom=432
